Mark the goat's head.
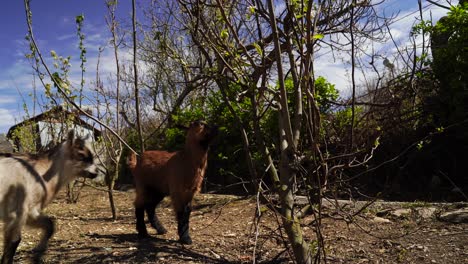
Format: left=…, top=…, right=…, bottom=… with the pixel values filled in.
left=65, top=130, right=99, bottom=179
left=184, top=120, right=218, bottom=150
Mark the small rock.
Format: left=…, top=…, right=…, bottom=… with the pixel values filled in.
left=373, top=216, right=391, bottom=223
left=391, top=209, right=412, bottom=217
left=416, top=245, right=429, bottom=252
left=383, top=240, right=393, bottom=247
left=418, top=207, right=437, bottom=219
left=210, top=250, right=221, bottom=259
left=439, top=208, right=468, bottom=223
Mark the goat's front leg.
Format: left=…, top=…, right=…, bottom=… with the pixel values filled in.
left=135, top=206, right=149, bottom=238
left=176, top=202, right=193, bottom=244
left=28, top=214, right=55, bottom=263
left=134, top=191, right=149, bottom=238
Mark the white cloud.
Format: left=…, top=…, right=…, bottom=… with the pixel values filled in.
left=315, top=56, right=350, bottom=93
left=61, top=16, right=71, bottom=25
left=0, top=108, right=16, bottom=133
left=313, top=1, right=451, bottom=98
left=0, top=96, right=17, bottom=104
left=57, top=33, right=76, bottom=41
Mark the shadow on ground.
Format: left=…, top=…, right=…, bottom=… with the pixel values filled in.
left=45, top=233, right=240, bottom=264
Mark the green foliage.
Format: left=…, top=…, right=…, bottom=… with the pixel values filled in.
left=334, top=106, right=362, bottom=128
left=429, top=3, right=468, bottom=125
left=281, top=76, right=339, bottom=114
left=410, top=19, right=432, bottom=37
left=220, top=29, right=229, bottom=40
left=10, top=122, right=38, bottom=153
left=50, top=51, right=72, bottom=96
left=76, top=14, right=86, bottom=103
left=314, top=76, right=339, bottom=113
left=312, top=34, right=324, bottom=40
left=362, top=3, right=468, bottom=201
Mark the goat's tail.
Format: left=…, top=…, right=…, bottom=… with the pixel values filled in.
left=127, top=152, right=137, bottom=171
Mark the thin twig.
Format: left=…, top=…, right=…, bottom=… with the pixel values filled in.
left=23, top=0, right=138, bottom=155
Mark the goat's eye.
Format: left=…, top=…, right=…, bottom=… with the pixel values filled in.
left=77, top=152, right=93, bottom=163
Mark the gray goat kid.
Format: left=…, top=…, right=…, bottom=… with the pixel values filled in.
left=0, top=130, right=98, bottom=264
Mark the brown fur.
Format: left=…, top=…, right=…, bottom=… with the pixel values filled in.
left=129, top=121, right=217, bottom=243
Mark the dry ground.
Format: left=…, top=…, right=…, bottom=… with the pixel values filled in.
left=1, top=186, right=467, bottom=263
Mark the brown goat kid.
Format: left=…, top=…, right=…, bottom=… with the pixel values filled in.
left=128, top=121, right=218, bottom=244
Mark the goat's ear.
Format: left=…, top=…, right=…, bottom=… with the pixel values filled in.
left=175, top=124, right=189, bottom=130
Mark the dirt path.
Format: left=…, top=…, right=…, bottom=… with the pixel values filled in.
left=2, top=187, right=467, bottom=263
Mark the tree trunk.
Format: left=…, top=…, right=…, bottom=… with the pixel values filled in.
left=266, top=0, right=312, bottom=262
left=108, top=176, right=117, bottom=220
left=278, top=116, right=312, bottom=264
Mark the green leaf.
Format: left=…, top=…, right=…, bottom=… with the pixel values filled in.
left=253, top=42, right=262, bottom=56
left=75, top=14, right=85, bottom=24
left=220, top=29, right=229, bottom=40
left=312, top=34, right=324, bottom=40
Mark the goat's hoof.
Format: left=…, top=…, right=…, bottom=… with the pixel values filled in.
left=32, top=257, right=45, bottom=264
left=179, top=236, right=192, bottom=245
left=32, top=252, right=45, bottom=264
left=156, top=228, right=167, bottom=235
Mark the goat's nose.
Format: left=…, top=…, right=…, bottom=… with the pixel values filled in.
left=85, top=164, right=99, bottom=178
left=87, top=171, right=99, bottom=179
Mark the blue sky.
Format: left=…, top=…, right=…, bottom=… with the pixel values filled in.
left=0, top=0, right=452, bottom=134
left=0, top=0, right=134, bottom=134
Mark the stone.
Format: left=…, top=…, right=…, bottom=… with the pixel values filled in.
left=391, top=209, right=412, bottom=217
left=439, top=208, right=468, bottom=223
left=417, top=207, right=437, bottom=219
left=373, top=216, right=391, bottom=223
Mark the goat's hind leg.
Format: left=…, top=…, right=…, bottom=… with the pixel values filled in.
left=28, top=214, right=55, bottom=263
left=27, top=214, right=55, bottom=263
left=1, top=217, right=24, bottom=264
left=145, top=194, right=167, bottom=235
